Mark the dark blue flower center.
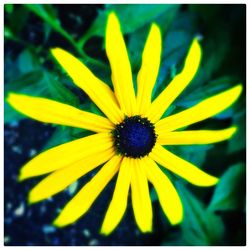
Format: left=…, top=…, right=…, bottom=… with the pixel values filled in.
left=112, top=116, right=157, bottom=158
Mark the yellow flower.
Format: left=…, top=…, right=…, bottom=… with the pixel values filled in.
left=7, top=12, right=242, bottom=235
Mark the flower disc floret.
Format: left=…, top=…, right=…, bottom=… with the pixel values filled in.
left=112, top=115, right=157, bottom=158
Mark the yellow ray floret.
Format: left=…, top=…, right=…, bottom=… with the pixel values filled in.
left=137, top=23, right=162, bottom=115
left=101, top=157, right=131, bottom=235
left=146, top=38, right=202, bottom=122
left=106, top=12, right=137, bottom=116
left=131, top=159, right=153, bottom=232
left=156, top=84, right=243, bottom=133
left=29, top=148, right=114, bottom=204
left=19, top=133, right=113, bottom=180
left=144, top=157, right=183, bottom=225
left=53, top=155, right=122, bottom=227
left=51, top=47, right=124, bottom=124
left=157, top=127, right=237, bottom=145
left=7, top=93, right=114, bottom=132
left=150, top=144, right=218, bottom=186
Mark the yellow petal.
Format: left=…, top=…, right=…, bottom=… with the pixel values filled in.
left=106, top=12, right=136, bottom=116
left=29, top=148, right=115, bottom=204
left=7, top=93, right=114, bottom=132
left=144, top=157, right=183, bottom=225
left=53, top=155, right=122, bottom=227
left=137, top=23, right=162, bottom=115
left=131, top=159, right=153, bottom=232
left=19, top=133, right=113, bottom=180
left=100, top=157, right=131, bottom=235
left=150, top=144, right=218, bottom=186
left=156, top=85, right=243, bottom=133
left=51, top=48, right=124, bottom=124
left=146, top=38, right=202, bottom=122
left=157, top=127, right=237, bottom=145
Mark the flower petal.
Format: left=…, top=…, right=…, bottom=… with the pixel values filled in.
left=146, top=38, right=202, bottom=122
left=29, top=148, right=115, bottom=204
left=100, top=157, right=131, bottom=235
left=144, top=157, right=183, bottom=225
left=7, top=93, right=114, bottom=132
left=106, top=12, right=136, bottom=116
left=137, top=23, right=162, bottom=115
left=157, top=127, right=237, bottom=145
left=131, top=159, right=153, bottom=232
left=51, top=48, right=124, bottom=124
left=150, top=144, right=218, bottom=186
left=19, top=133, right=113, bottom=180
left=156, top=85, right=243, bottom=133
left=53, top=155, right=122, bottom=227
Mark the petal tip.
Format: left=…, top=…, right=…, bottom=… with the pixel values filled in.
left=107, top=11, right=119, bottom=26
left=50, top=47, right=60, bottom=56
left=27, top=196, right=36, bottom=205
left=192, top=37, right=202, bottom=53
left=170, top=217, right=183, bottom=226
left=229, top=126, right=238, bottom=137
left=234, top=84, right=243, bottom=96
left=52, top=217, right=64, bottom=228
left=169, top=210, right=184, bottom=226
left=139, top=225, right=153, bottom=234
left=151, top=22, right=160, bottom=32
left=6, top=92, right=18, bottom=105
left=50, top=48, right=66, bottom=60
left=149, top=23, right=161, bottom=42
left=52, top=213, right=74, bottom=228
left=213, top=177, right=220, bottom=185
left=28, top=190, right=40, bottom=205
left=108, top=11, right=118, bottom=20
left=18, top=172, right=26, bottom=182
left=99, top=227, right=111, bottom=236
left=222, top=84, right=243, bottom=107
left=204, top=176, right=219, bottom=187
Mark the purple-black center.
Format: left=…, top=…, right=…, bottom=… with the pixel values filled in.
left=112, top=115, right=157, bottom=158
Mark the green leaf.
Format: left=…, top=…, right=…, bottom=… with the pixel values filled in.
left=4, top=46, right=80, bottom=124
left=4, top=102, right=25, bottom=123
left=150, top=187, right=158, bottom=202
left=25, top=4, right=75, bottom=46
left=25, top=4, right=108, bottom=70
left=127, top=5, right=180, bottom=72
left=5, top=71, right=45, bottom=95
left=152, top=30, right=192, bottom=101
left=5, top=4, right=14, bottom=14
left=17, top=49, right=40, bottom=73
left=4, top=26, right=15, bottom=40
left=165, top=144, right=212, bottom=168
left=78, top=4, right=180, bottom=46
left=161, top=232, right=185, bottom=246
left=43, top=126, right=72, bottom=150
left=43, top=72, right=80, bottom=108
left=176, top=182, right=225, bottom=245
left=26, top=5, right=60, bottom=33
left=228, top=110, right=246, bottom=153
left=208, top=163, right=246, bottom=212
left=4, top=71, right=47, bottom=124
left=9, top=5, right=29, bottom=36
left=43, top=126, right=94, bottom=151
left=176, top=76, right=237, bottom=108
left=4, top=71, right=80, bottom=124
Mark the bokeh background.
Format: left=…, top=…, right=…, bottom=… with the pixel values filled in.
left=4, top=4, right=246, bottom=246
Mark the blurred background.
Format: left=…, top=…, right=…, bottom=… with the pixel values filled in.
left=4, top=4, right=246, bottom=246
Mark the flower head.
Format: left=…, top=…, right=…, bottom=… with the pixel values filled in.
left=7, top=12, right=242, bottom=235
